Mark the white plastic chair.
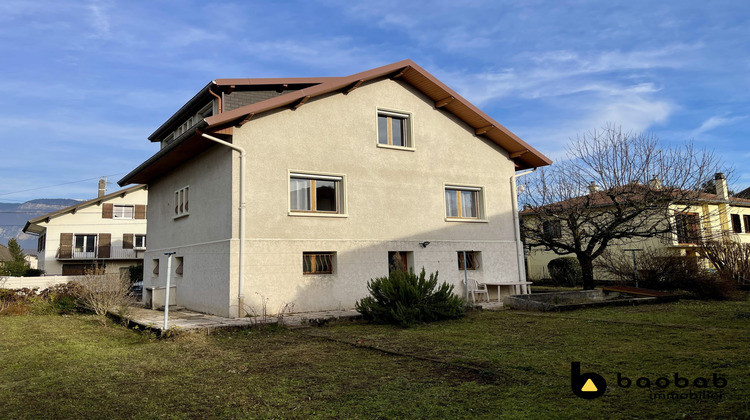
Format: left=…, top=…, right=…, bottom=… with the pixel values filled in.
left=468, top=278, right=489, bottom=303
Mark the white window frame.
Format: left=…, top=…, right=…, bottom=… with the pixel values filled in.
left=134, top=234, right=147, bottom=250
left=377, top=109, right=414, bottom=150
left=113, top=204, right=134, bottom=219
left=288, top=171, right=347, bottom=217
left=174, top=186, right=189, bottom=219
left=444, top=184, right=487, bottom=222
left=73, top=234, right=97, bottom=256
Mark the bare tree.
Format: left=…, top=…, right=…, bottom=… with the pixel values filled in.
left=76, top=267, right=135, bottom=326
left=520, top=124, right=723, bottom=289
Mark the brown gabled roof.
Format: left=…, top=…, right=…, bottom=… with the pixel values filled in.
left=120, top=60, right=552, bottom=186
left=22, top=184, right=147, bottom=235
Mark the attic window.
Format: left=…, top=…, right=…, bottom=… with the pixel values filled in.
left=377, top=110, right=412, bottom=149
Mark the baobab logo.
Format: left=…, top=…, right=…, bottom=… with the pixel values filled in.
left=571, top=362, right=607, bottom=399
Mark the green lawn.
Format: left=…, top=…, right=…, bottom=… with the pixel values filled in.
left=1, top=298, right=748, bottom=419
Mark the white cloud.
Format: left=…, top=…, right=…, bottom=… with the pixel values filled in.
left=692, top=115, right=747, bottom=136
left=88, top=0, right=111, bottom=39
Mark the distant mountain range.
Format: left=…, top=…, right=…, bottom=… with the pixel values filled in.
left=0, top=199, right=82, bottom=253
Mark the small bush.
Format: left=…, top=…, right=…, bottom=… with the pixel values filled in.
left=548, top=258, right=582, bottom=286
left=39, top=282, right=85, bottom=314
left=355, top=268, right=465, bottom=327
left=76, top=267, right=135, bottom=326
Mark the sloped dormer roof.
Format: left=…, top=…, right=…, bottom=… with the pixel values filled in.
left=119, top=60, right=551, bottom=186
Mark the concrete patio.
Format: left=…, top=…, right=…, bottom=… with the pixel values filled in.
left=115, top=300, right=504, bottom=334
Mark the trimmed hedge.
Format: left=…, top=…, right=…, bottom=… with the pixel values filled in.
left=548, top=257, right=582, bottom=286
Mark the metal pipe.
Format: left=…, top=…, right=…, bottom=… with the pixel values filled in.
left=208, top=85, right=222, bottom=114
left=510, top=168, right=536, bottom=293
left=163, top=251, right=175, bottom=331
left=200, top=132, right=247, bottom=317
left=462, top=250, right=473, bottom=304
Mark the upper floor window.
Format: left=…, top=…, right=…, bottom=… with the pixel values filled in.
left=675, top=212, right=700, bottom=244
left=445, top=185, right=484, bottom=220
left=174, top=186, right=189, bottom=219
left=290, top=173, right=344, bottom=215
left=542, top=220, right=562, bottom=238
left=377, top=110, right=412, bottom=148
left=74, top=234, right=97, bottom=253
left=134, top=234, right=147, bottom=250
left=113, top=205, right=134, bottom=219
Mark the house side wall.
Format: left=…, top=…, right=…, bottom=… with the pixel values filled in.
left=144, top=146, right=236, bottom=317
left=36, top=188, right=148, bottom=275
left=229, top=77, right=520, bottom=313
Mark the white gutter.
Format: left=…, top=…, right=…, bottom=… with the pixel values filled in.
left=200, top=133, right=247, bottom=317
left=510, top=169, right=536, bottom=288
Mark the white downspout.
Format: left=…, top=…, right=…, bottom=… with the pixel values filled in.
left=510, top=168, right=536, bottom=293
left=200, top=133, right=247, bottom=317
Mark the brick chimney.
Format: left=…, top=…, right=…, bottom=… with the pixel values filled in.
left=98, top=178, right=107, bottom=198
left=714, top=172, right=729, bottom=200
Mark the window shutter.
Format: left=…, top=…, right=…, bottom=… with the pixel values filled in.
left=98, top=234, right=111, bottom=258
left=123, top=234, right=134, bottom=250
left=135, top=205, right=147, bottom=220
left=59, top=233, right=73, bottom=258
left=102, top=203, right=113, bottom=219
left=37, top=235, right=43, bottom=253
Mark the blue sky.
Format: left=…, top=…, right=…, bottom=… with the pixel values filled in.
left=1, top=0, right=748, bottom=203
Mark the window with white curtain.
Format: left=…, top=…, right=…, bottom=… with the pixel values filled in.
left=290, top=173, right=343, bottom=214
left=445, top=185, right=484, bottom=220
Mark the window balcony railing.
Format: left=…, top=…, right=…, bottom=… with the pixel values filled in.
left=56, top=246, right=146, bottom=260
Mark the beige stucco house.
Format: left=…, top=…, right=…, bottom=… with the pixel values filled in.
left=23, top=184, right=148, bottom=276
left=118, top=59, right=552, bottom=317
left=523, top=173, right=750, bottom=280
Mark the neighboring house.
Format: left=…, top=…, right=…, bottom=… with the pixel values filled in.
left=23, top=185, right=148, bottom=277
left=118, top=59, right=552, bottom=317
left=523, top=173, right=750, bottom=280
left=24, top=254, right=38, bottom=270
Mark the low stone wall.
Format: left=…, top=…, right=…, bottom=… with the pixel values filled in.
left=1, top=275, right=75, bottom=290
left=503, top=289, right=660, bottom=311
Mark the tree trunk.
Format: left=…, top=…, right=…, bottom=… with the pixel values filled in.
left=578, top=255, right=596, bottom=290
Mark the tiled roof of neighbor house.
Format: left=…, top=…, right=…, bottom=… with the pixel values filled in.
left=0, top=244, right=11, bottom=262
left=22, top=184, right=147, bottom=235
left=735, top=186, right=750, bottom=199
left=119, top=59, right=552, bottom=186
left=520, top=183, right=750, bottom=215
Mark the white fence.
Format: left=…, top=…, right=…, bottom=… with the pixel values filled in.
left=1, top=275, right=75, bottom=290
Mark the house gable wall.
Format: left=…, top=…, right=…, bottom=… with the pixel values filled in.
left=36, top=188, right=148, bottom=275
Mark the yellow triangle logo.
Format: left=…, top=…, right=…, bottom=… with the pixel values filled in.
left=581, top=379, right=598, bottom=392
